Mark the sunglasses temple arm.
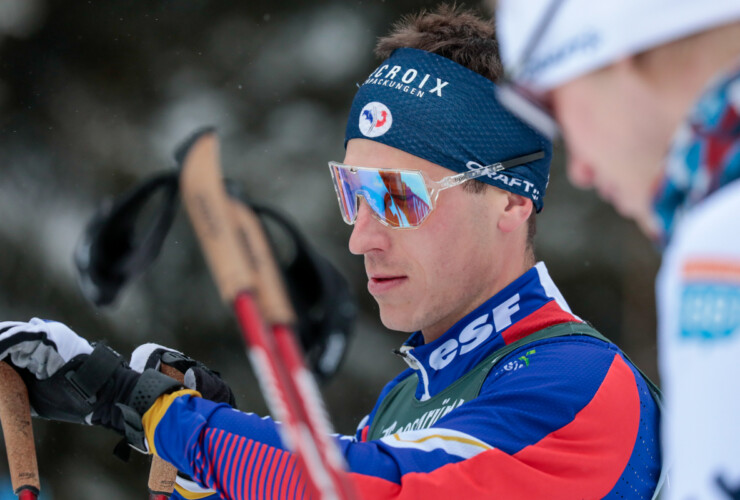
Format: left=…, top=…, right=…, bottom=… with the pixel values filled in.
left=500, top=150, right=545, bottom=169
left=437, top=150, right=545, bottom=191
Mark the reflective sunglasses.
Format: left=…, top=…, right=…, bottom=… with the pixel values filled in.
left=328, top=151, right=544, bottom=229
left=495, top=0, right=566, bottom=140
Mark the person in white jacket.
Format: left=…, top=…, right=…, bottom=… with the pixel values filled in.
left=492, top=1, right=740, bottom=498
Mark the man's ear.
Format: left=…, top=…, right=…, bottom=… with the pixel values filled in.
left=497, top=192, right=533, bottom=234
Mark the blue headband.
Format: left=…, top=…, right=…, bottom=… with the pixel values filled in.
left=345, top=48, right=553, bottom=211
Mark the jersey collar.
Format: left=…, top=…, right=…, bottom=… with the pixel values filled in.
left=398, top=262, right=580, bottom=401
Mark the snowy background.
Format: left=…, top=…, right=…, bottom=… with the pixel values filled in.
left=0, top=1, right=660, bottom=498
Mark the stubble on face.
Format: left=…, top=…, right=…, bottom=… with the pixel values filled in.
left=366, top=189, right=515, bottom=342
left=368, top=245, right=473, bottom=339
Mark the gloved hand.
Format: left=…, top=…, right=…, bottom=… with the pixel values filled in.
left=0, top=318, right=93, bottom=381
left=130, top=343, right=236, bottom=407
left=0, top=319, right=183, bottom=453
left=131, top=344, right=228, bottom=499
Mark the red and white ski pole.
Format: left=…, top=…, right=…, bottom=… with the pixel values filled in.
left=0, top=362, right=40, bottom=500
left=179, top=129, right=357, bottom=500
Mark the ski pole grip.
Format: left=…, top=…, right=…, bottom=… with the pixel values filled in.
left=180, top=131, right=257, bottom=304
left=0, top=362, right=40, bottom=497
left=147, top=364, right=185, bottom=497
left=229, top=199, right=296, bottom=326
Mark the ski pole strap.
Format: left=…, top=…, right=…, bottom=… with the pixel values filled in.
left=64, top=343, right=124, bottom=405
left=117, top=369, right=184, bottom=454
left=75, top=171, right=180, bottom=306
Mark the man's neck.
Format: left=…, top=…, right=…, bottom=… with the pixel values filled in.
left=420, top=258, right=533, bottom=344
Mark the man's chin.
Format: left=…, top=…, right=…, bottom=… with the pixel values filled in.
left=611, top=199, right=656, bottom=234
left=611, top=197, right=635, bottom=218
left=378, top=308, right=418, bottom=334
left=635, top=213, right=660, bottom=240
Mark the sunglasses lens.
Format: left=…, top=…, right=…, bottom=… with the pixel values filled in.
left=329, top=164, right=358, bottom=223
left=381, top=170, right=433, bottom=227
left=329, top=164, right=433, bottom=228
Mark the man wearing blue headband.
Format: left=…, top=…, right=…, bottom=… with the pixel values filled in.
left=0, top=6, right=660, bottom=499
left=324, top=5, right=661, bottom=498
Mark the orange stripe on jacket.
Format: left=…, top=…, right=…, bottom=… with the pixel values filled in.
left=683, top=259, right=740, bottom=283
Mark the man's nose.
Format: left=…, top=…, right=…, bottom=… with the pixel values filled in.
left=566, top=155, right=597, bottom=189
left=348, top=199, right=390, bottom=256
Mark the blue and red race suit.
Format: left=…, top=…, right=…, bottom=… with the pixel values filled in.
left=151, top=262, right=661, bottom=499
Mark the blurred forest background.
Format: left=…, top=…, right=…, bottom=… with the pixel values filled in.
left=0, top=0, right=660, bottom=498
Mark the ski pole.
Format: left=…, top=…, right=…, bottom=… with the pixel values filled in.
left=0, top=362, right=40, bottom=500
left=227, top=196, right=353, bottom=494
left=179, top=129, right=356, bottom=500
left=147, top=364, right=186, bottom=500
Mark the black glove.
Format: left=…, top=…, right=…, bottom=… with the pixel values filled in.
left=129, top=343, right=232, bottom=495
left=0, top=319, right=183, bottom=453
left=130, top=343, right=236, bottom=407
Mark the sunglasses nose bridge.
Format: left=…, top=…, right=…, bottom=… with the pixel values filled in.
left=352, top=192, right=376, bottom=224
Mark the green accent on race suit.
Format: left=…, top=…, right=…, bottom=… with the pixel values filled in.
left=519, top=349, right=536, bottom=366
left=367, top=321, right=662, bottom=441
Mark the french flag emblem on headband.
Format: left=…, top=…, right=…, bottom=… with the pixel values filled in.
left=359, top=102, right=393, bottom=138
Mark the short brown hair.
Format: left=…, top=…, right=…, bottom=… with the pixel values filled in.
left=375, top=3, right=536, bottom=255
left=375, top=4, right=503, bottom=82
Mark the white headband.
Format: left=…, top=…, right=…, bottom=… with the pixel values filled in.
left=497, top=0, right=740, bottom=93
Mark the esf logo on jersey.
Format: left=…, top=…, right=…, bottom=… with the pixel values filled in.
left=359, top=102, right=393, bottom=138
left=429, top=294, right=522, bottom=371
